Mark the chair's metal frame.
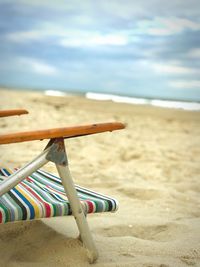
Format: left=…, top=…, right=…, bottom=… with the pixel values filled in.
left=0, top=110, right=125, bottom=263
left=0, top=138, right=98, bottom=262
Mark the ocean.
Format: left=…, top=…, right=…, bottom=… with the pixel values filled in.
left=44, top=90, right=200, bottom=111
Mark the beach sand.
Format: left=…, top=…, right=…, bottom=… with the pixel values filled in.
left=0, top=88, right=200, bottom=267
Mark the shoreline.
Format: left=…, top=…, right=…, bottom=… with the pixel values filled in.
left=1, top=86, right=200, bottom=111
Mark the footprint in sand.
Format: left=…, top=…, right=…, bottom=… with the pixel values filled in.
left=180, top=255, right=197, bottom=266
left=97, top=223, right=188, bottom=242
left=180, top=249, right=199, bottom=266
left=119, top=148, right=142, bottom=162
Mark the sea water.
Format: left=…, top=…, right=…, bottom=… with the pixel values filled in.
left=44, top=90, right=200, bottom=111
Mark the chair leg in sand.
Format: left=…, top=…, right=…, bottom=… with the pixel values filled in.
left=49, top=138, right=99, bottom=262
left=0, top=110, right=125, bottom=263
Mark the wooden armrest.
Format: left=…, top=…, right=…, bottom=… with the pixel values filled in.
left=0, top=109, right=29, bottom=117
left=0, top=122, right=125, bottom=144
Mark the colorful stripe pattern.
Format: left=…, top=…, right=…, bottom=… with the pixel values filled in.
left=0, top=168, right=118, bottom=223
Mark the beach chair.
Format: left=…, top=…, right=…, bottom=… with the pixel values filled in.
left=0, top=109, right=125, bottom=263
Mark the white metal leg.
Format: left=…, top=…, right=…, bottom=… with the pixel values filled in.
left=0, top=148, right=49, bottom=196
left=0, top=137, right=99, bottom=263
left=56, top=164, right=99, bottom=263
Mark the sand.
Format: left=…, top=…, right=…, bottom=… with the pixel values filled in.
left=0, top=88, right=200, bottom=267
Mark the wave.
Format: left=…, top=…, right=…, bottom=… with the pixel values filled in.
left=86, top=92, right=200, bottom=111
left=44, top=90, right=200, bottom=111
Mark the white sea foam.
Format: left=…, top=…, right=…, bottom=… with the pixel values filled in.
left=151, top=99, right=200, bottom=111
left=86, top=92, right=200, bottom=111
left=44, top=90, right=67, bottom=97
left=44, top=90, right=200, bottom=111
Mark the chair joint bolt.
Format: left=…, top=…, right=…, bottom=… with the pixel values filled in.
left=45, top=138, right=68, bottom=166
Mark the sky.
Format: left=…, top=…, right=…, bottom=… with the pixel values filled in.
left=0, top=0, right=200, bottom=101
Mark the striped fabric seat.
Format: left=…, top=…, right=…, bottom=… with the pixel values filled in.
left=0, top=168, right=118, bottom=223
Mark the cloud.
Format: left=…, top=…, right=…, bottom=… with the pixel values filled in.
left=2, top=0, right=200, bottom=17
left=6, top=24, right=130, bottom=47
left=187, top=48, right=200, bottom=58
left=99, top=0, right=200, bottom=18
left=18, top=57, right=59, bottom=75
left=169, top=80, right=200, bottom=89
left=136, top=17, right=200, bottom=36
left=6, top=30, right=45, bottom=43
left=1, top=0, right=200, bottom=101
left=5, top=23, right=68, bottom=43
left=151, top=62, right=200, bottom=75
left=60, top=33, right=129, bottom=47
